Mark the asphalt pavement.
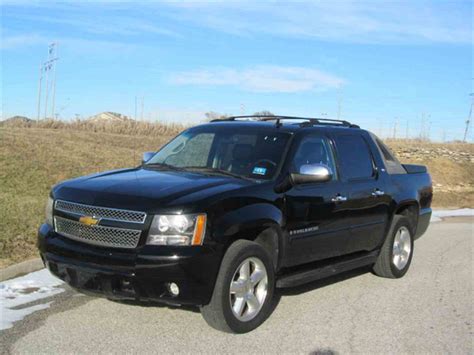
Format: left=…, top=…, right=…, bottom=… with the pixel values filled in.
left=1, top=219, right=472, bottom=354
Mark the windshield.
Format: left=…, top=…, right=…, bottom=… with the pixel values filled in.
left=145, top=126, right=291, bottom=180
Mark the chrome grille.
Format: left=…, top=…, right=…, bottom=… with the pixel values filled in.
left=55, top=200, right=146, bottom=224
left=54, top=217, right=142, bottom=249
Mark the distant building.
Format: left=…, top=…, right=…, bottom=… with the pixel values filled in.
left=87, top=112, right=132, bottom=122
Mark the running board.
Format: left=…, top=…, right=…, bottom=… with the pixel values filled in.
left=276, top=251, right=379, bottom=288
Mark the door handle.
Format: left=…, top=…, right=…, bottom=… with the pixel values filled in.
left=371, top=189, right=385, bottom=197
left=331, top=194, right=348, bottom=202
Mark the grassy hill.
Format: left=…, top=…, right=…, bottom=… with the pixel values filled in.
left=0, top=125, right=472, bottom=267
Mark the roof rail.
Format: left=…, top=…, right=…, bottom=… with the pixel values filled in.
left=210, top=115, right=360, bottom=128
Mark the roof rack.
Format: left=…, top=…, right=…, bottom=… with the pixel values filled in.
left=210, top=115, right=360, bottom=128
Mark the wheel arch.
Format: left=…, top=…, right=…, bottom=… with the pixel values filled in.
left=393, top=201, right=419, bottom=236
left=212, top=203, right=284, bottom=271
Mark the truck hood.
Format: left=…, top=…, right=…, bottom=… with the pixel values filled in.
left=53, top=167, right=252, bottom=212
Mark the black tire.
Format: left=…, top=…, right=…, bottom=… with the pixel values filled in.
left=373, top=215, right=414, bottom=278
left=200, top=240, right=275, bottom=333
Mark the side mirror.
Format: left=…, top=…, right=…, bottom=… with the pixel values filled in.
left=142, top=151, right=155, bottom=164
left=290, top=164, right=333, bottom=185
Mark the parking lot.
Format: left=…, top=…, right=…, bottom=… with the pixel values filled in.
left=1, top=219, right=472, bottom=354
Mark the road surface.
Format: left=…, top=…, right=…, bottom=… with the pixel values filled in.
left=1, top=219, right=472, bottom=354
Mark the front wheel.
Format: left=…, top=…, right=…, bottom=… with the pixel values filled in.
left=373, top=215, right=414, bottom=278
left=201, top=240, right=275, bottom=333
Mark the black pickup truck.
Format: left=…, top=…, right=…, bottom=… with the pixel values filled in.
left=38, top=116, right=432, bottom=333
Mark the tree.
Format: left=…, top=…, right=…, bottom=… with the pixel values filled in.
left=253, top=111, right=274, bottom=116
left=204, top=111, right=229, bottom=122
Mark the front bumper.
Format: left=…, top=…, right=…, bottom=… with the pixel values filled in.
left=38, top=224, right=223, bottom=306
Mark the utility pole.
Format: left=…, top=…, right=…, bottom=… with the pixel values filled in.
left=420, top=113, right=425, bottom=140
left=141, top=96, right=144, bottom=121
left=377, top=118, right=383, bottom=138
left=50, top=43, right=58, bottom=119
left=441, top=129, right=447, bottom=142
left=427, top=115, right=432, bottom=141
left=37, top=64, right=43, bottom=122
left=39, top=43, right=58, bottom=120
left=393, top=117, right=398, bottom=139
left=463, top=94, right=473, bottom=142
left=44, top=62, right=50, bottom=119
left=405, top=120, right=409, bottom=139
left=337, top=89, right=343, bottom=119
left=134, top=96, right=138, bottom=120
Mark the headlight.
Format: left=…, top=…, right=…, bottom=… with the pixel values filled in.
left=147, top=214, right=206, bottom=246
left=45, top=197, right=54, bottom=226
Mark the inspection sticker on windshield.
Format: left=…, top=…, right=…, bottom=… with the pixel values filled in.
left=252, top=167, right=267, bottom=175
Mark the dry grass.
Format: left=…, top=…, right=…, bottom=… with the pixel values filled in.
left=386, top=139, right=474, bottom=207
left=0, top=125, right=472, bottom=268
left=1, top=118, right=185, bottom=137
left=0, top=127, right=175, bottom=267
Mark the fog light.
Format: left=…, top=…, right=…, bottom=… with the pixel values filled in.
left=168, top=282, right=180, bottom=296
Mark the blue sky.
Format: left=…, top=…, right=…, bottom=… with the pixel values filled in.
left=1, top=1, right=472, bottom=141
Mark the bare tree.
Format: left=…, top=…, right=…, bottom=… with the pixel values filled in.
left=204, top=111, right=229, bottom=122
left=253, top=111, right=274, bottom=116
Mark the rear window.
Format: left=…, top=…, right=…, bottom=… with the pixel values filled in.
left=335, top=134, right=374, bottom=180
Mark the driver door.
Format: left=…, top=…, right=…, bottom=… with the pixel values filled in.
left=284, top=134, right=351, bottom=267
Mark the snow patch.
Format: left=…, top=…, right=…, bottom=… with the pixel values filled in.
left=431, top=208, right=474, bottom=222
left=0, top=269, right=64, bottom=330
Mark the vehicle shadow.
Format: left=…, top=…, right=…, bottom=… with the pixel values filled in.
left=110, top=299, right=201, bottom=313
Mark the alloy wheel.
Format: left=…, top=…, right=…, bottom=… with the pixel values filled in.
left=229, top=257, right=268, bottom=322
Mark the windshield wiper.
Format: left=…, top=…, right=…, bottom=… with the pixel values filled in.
left=143, top=163, right=186, bottom=171
left=184, top=166, right=247, bottom=180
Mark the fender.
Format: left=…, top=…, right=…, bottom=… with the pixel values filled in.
left=211, top=203, right=284, bottom=246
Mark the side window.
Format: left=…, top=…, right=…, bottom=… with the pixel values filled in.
left=335, top=134, right=374, bottom=180
left=376, top=138, right=396, bottom=162
left=374, top=136, right=407, bottom=174
left=292, top=136, right=337, bottom=179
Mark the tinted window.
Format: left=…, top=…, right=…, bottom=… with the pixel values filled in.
left=335, top=134, right=374, bottom=180
left=374, top=136, right=406, bottom=174
left=292, top=136, right=337, bottom=179
left=164, top=133, right=215, bottom=167
left=146, top=128, right=291, bottom=180
left=376, top=138, right=396, bottom=162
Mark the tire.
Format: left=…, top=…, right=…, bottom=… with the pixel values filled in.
left=201, top=240, right=275, bottom=333
left=373, top=215, right=414, bottom=278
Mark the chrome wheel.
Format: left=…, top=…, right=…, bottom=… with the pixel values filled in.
left=229, top=257, right=268, bottom=322
left=392, top=226, right=411, bottom=270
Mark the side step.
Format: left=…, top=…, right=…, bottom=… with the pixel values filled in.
left=276, top=251, right=379, bottom=288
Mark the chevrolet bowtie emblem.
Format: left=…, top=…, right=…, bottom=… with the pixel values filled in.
left=79, top=216, right=100, bottom=226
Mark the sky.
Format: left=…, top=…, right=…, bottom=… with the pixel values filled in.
left=1, top=0, right=472, bottom=141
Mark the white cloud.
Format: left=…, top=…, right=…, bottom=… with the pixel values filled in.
left=169, top=65, right=345, bottom=93
left=0, top=34, right=46, bottom=49
left=2, top=1, right=469, bottom=46
left=163, top=1, right=471, bottom=45
left=6, top=13, right=180, bottom=38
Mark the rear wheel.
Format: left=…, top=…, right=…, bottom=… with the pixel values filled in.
left=201, top=240, right=275, bottom=333
left=373, top=215, right=414, bottom=278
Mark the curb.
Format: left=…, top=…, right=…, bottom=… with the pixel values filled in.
left=0, top=258, right=44, bottom=282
